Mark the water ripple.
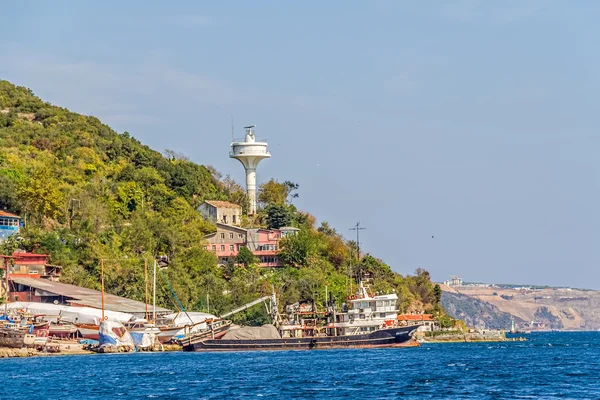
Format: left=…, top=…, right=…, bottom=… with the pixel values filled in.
left=1, top=332, right=600, bottom=399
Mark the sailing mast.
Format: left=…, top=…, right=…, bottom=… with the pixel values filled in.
left=2, top=255, right=10, bottom=315
left=153, top=258, right=157, bottom=322
left=101, top=259, right=105, bottom=320
left=144, top=259, right=149, bottom=320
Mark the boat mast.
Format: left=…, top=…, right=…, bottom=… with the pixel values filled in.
left=101, top=259, right=105, bottom=320
left=2, top=255, right=9, bottom=315
left=153, top=258, right=157, bottom=322
left=144, top=259, right=149, bottom=320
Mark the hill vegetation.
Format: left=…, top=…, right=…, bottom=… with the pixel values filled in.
left=0, top=80, right=442, bottom=324
left=441, top=291, right=523, bottom=330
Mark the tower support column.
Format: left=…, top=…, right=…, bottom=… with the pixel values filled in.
left=246, top=168, right=257, bottom=215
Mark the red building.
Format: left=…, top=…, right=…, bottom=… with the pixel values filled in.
left=0, top=250, right=62, bottom=280
left=203, top=223, right=299, bottom=267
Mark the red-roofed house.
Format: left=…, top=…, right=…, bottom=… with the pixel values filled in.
left=1, top=250, right=62, bottom=280
left=398, top=314, right=437, bottom=332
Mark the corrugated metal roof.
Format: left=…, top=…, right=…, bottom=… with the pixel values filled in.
left=10, top=277, right=170, bottom=314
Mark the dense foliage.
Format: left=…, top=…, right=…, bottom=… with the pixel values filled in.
left=0, top=80, right=442, bottom=324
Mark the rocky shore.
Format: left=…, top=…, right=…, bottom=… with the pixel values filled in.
left=417, top=330, right=527, bottom=343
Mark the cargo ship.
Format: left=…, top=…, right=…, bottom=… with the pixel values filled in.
left=182, top=276, right=420, bottom=352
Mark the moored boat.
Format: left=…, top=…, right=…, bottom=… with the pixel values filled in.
left=75, top=323, right=100, bottom=340
left=49, top=321, right=79, bottom=339
left=182, top=277, right=421, bottom=352
left=177, top=319, right=232, bottom=348
left=183, top=324, right=418, bottom=351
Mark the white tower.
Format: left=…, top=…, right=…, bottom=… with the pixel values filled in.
left=230, top=125, right=271, bottom=215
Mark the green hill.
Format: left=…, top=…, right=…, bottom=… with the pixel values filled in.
left=0, top=80, right=443, bottom=324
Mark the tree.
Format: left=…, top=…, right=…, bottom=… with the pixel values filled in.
left=17, top=169, right=64, bottom=222
left=434, top=284, right=442, bottom=306
left=278, top=230, right=317, bottom=268
left=437, top=315, right=455, bottom=329
left=237, top=246, right=257, bottom=267
left=265, top=203, right=292, bottom=229
left=257, top=179, right=299, bottom=206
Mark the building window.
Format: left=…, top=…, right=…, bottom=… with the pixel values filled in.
left=232, top=215, right=237, bottom=224
left=223, top=215, right=228, bottom=224
left=229, top=233, right=234, bottom=239
left=220, top=245, right=225, bottom=251
left=380, top=313, right=385, bottom=318
left=220, top=233, right=225, bottom=239
left=229, top=245, right=234, bottom=251
left=238, top=233, right=244, bottom=239
left=204, top=246, right=208, bottom=250
left=212, top=245, right=216, bottom=251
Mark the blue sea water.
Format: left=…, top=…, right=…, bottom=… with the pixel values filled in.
left=1, top=332, right=600, bottom=399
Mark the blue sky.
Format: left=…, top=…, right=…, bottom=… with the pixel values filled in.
left=2, top=1, right=599, bottom=288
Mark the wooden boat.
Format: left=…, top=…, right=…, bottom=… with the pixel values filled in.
left=0, top=321, right=45, bottom=348
left=177, top=319, right=232, bottom=348
left=75, top=323, right=99, bottom=340
left=49, top=321, right=79, bottom=338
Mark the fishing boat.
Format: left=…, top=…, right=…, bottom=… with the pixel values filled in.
left=182, top=278, right=420, bottom=352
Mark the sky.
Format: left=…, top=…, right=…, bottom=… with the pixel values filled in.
left=1, top=1, right=599, bottom=288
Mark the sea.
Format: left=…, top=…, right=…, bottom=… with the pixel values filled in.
left=1, top=332, right=599, bottom=399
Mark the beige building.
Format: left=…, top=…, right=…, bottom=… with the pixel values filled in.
left=198, top=200, right=242, bottom=226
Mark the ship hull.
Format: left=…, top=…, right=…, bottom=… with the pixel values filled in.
left=182, top=325, right=419, bottom=352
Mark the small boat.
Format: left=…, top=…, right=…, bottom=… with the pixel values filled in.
left=96, top=320, right=134, bottom=352
left=0, top=325, right=30, bottom=348
left=75, top=323, right=100, bottom=340
left=49, top=321, right=79, bottom=339
left=177, top=319, right=232, bottom=348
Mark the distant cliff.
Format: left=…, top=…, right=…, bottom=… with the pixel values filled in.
left=441, top=291, right=524, bottom=330
left=441, top=284, right=600, bottom=331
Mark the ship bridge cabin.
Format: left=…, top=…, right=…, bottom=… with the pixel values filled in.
left=334, top=283, right=399, bottom=336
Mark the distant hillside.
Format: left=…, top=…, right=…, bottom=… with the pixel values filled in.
left=0, top=80, right=442, bottom=323
left=441, top=291, right=522, bottom=330
left=442, top=285, right=600, bottom=331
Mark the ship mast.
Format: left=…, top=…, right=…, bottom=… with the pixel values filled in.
left=349, top=222, right=366, bottom=293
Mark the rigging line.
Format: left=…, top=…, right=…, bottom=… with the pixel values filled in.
left=158, top=268, right=194, bottom=324
left=156, top=279, right=180, bottom=312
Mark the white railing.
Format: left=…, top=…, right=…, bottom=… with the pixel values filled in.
left=230, top=149, right=271, bottom=156
left=232, top=137, right=268, bottom=143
